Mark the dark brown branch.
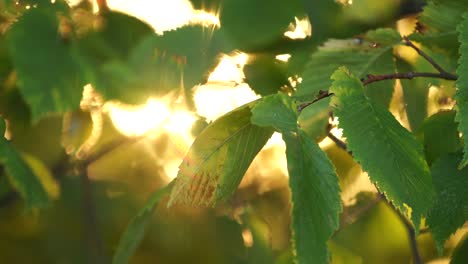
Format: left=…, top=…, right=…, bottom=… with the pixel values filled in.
left=403, top=36, right=457, bottom=79
left=327, top=131, right=351, bottom=155
left=362, top=71, right=457, bottom=86
left=297, top=90, right=334, bottom=112
left=382, top=195, right=423, bottom=264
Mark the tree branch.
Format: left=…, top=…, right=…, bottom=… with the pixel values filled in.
left=382, top=195, right=423, bottom=264
left=362, top=71, right=457, bottom=86
left=327, top=131, right=350, bottom=155
left=403, top=36, right=457, bottom=78
left=297, top=90, right=334, bottom=112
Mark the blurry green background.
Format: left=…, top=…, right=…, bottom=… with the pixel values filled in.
left=0, top=0, right=466, bottom=263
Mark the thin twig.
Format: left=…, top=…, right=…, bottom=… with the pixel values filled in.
left=362, top=71, right=457, bottom=86
left=403, top=36, right=457, bottom=78
left=297, top=90, right=334, bottom=112
left=327, top=131, right=351, bottom=155
left=382, top=196, right=423, bottom=264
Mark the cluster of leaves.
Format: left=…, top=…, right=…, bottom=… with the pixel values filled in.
left=0, top=0, right=467, bottom=263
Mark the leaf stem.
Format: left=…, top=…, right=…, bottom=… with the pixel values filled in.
left=297, top=90, right=334, bottom=112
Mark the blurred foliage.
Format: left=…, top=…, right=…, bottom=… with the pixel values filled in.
left=0, top=0, right=466, bottom=264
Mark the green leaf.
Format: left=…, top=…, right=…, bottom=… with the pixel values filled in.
left=7, top=7, right=86, bottom=121
left=283, top=129, right=341, bottom=264
left=419, top=0, right=467, bottom=34
left=422, top=110, right=461, bottom=165
left=251, top=93, right=341, bottom=263
left=251, top=92, right=330, bottom=142
left=0, top=118, right=49, bottom=210
left=168, top=103, right=273, bottom=206
left=455, top=13, right=468, bottom=168
left=412, top=1, right=468, bottom=57
left=296, top=29, right=399, bottom=107
left=113, top=181, right=174, bottom=264
left=329, top=67, right=434, bottom=227
left=244, top=55, right=289, bottom=96
left=220, top=0, right=302, bottom=51
left=251, top=93, right=298, bottom=133
left=427, top=153, right=468, bottom=254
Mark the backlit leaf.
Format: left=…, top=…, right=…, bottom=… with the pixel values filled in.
left=168, top=103, right=273, bottom=206
left=329, top=67, right=434, bottom=227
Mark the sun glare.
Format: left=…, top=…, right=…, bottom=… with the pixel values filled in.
left=208, top=53, right=248, bottom=83
left=284, top=16, right=312, bottom=40
left=275, top=54, right=291, bottom=62
left=104, top=99, right=171, bottom=137
left=195, top=52, right=258, bottom=121
left=86, top=0, right=220, bottom=33
left=80, top=1, right=289, bottom=182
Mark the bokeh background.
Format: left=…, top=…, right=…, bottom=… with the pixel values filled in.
left=0, top=0, right=466, bottom=263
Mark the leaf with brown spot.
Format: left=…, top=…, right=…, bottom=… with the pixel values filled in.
left=168, top=103, right=274, bottom=207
